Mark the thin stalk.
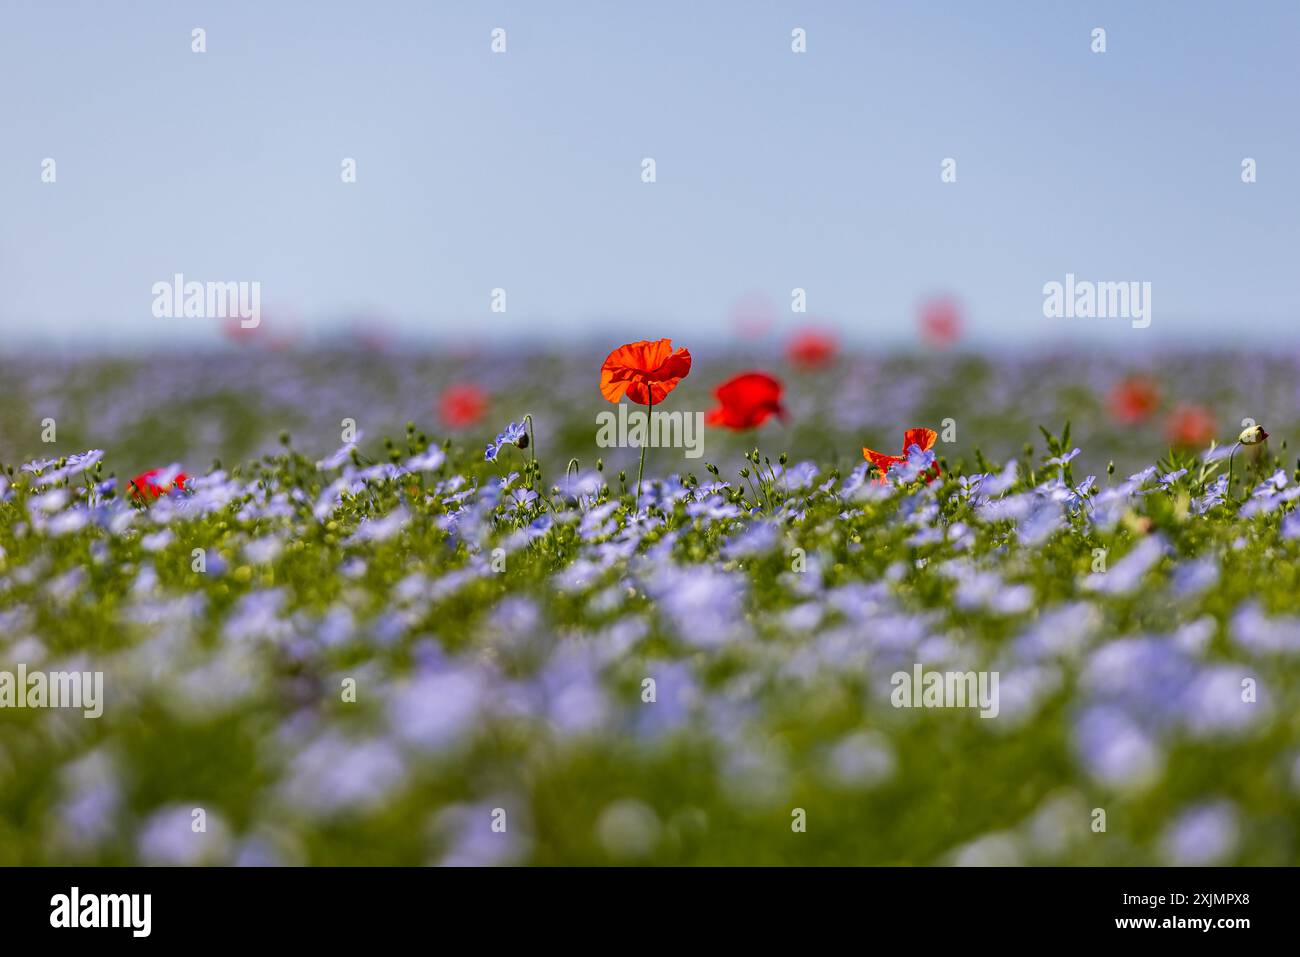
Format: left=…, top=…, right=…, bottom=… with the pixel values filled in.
left=635, top=394, right=653, bottom=511
left=1227, top=441, right=1241, bottom=500
left=741, top=470, right=761, bottom=509
left=511, top=413, right=556, bottom=514
left=522, top=414, right=539, bottom=488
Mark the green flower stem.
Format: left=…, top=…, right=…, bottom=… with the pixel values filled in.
left=523, top=414, right=539, bottom=489
left=635, top=394, right=653, bottom=511
left=1227, top=440, right=1241, bottom=500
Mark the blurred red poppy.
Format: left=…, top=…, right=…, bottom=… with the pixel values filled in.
left=220, top=313, right=298, bottom=351
left=1166, top=404, right=1216, bottom=448
left=599, top=339, right=692, bottom=405
left=919, top=298, right=962, bottom=347
left=787, top=329, right=838, bottom=369
left=129, top=469, right=188, bottom=502
left=863, top=428, right=941, bottom=484
left=729, top=294, right=778, bottom=340
left=220, top=316, right=259, bottom=344
left=706, top=372, right=787, bottom=430
left=439, top=383, right=487, bottom=428
left=1110, top=376, right=1159, bottom=424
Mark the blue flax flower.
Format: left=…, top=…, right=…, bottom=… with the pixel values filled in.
left=485, top=421, right=528, bottom=462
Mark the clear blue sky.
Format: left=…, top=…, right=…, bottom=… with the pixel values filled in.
left=1, top=0, right=1296, bottom=349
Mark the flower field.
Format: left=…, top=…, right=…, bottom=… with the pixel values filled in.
left=2, top=344, right=1300, bottom=865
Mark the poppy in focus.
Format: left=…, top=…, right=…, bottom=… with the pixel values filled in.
left=129, top=468, right=188, bottom=502
left=439, top=383, right=488, bottom=428
left=918, top=298, right=963, bottom=347
left=599, top=339, right=692, bottom=405
left=863, top=428, right=941, bottom=484
left=786, top=328, right=838, bottom=369
left=1166, top=404, right=1216, bottom=448
left=1110, top=376, right=1159, bottom=424
left=706, top=372, right=787, bottom=430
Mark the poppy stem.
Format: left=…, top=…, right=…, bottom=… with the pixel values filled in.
left=635, top=395, right=653, bottom=511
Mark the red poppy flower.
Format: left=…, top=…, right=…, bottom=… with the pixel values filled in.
left=599, top=339, right=692, bottom=405
left=786, top=328, right=838, bottom=369
left=129, top=468, right=188, bottom=502
left=439, top=383, right=487, bottom=428
left=1166, top=404, right=1215, bottom=448
left=918, top=298, right=962, bottom=347
left=706, top=372, right=787, bottom=430
left=862, top=428, right=941, bottom=484
left=1110, top=376, right=1159, bottom=424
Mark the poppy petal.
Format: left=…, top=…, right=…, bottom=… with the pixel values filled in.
left=600, top=340, right=692, bottom=405
left=713, top=371, right=780, bottom=406
left=863, top=448, right=904, bottom=472
left=903, top=428, right=938, bottom=454
left=705, top=371, right=785, bottom=430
